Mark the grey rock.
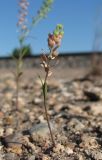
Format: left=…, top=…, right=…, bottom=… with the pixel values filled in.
left=1, top=132, right=22, bottom=148
left=29, top=155, right=36, bottom=160
left=5, top=153, right=18, bottom=160
left=29, top=122, right=55, bottom=138
left=68, top=118, right=85, bottom=131
left=85, top=149, right=102, bottom=160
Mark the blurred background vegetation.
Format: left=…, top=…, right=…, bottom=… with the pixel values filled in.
left=12, top=45, right=32, bottom=58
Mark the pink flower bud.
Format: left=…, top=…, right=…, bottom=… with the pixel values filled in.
left=48, top=39, right=55, bottom=48
left=58, top=34, right=63, bottom=39
left=48, top=34, right=54, bottom=40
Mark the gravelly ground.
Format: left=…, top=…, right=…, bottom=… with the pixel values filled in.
left=0, top=67, right=102, bottom=160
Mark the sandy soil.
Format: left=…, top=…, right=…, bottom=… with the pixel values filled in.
left=0, top=67, right=102, bottom=160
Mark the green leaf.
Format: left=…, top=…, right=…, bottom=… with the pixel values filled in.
left=38, top=75, right=44, bottom=87
left=18, top=71, right=23, bottom=78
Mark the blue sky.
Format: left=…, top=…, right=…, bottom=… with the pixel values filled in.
left=0, top=0, right=102, bottom=56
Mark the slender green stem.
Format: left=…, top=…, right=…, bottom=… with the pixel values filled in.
left=43, top=72, right=55, bottom=147
left=15, top=74, right=19, bottom=111
left=15, top=43, right=23, bottom=111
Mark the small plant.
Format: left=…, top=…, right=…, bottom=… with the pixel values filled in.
left=13, top=0, right=30, bottom=110
left=12, top=45, right=29, bottom=111
left=39, top=24, right=64, bottom=146
left=13, top=0, right=54, bottom=110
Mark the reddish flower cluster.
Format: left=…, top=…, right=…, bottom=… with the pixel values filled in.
left=41, top=24, right=64, bottom=76
left=48, top=33, right=63, bottom=48
left=48, top=24, right=64, bottom=49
